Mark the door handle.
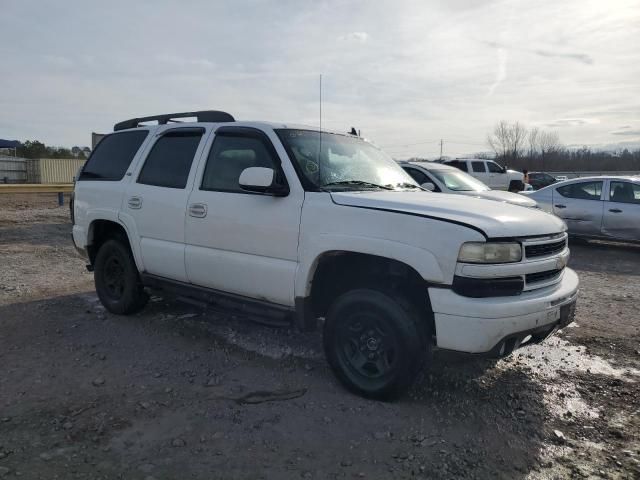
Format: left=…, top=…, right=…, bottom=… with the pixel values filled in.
left=609, top=208, right=622, bottom=213
left=188, top=203, right=207, bottom=218
left=555, top=204, right=566, bottom=209
left=128, top=196, right=142, bottom=209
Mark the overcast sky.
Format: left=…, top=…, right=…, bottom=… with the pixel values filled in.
left=1, top=0, right=639, bottom=157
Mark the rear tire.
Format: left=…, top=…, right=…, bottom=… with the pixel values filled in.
left=323, top=289, right=428, bottom=400
left=94, top=238, right=148, bottom=315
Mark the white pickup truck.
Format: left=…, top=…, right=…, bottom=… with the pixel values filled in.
left=72, top=111, right=579, bottom=399
left=444, top=159, right=525, bottom=191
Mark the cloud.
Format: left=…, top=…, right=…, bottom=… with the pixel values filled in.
left=154, top=54, right=215, bottom=70
left=485, top=42, right=593, bottom=65
left=610, top=129, right=640, bottom=136
left=533, top=50, right=593, bottom=64
left=487, top=47, right=508, bottom=96
left=544, top=118, right=600, bottom=128
left=338, top=31, right=369, bottom=43
left=43, top=55, right=74, bottom=68
left=0, top=0, right=638, bottom=154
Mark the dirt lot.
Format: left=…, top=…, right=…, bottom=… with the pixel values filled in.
left=1, top=195, right=639, bottom=480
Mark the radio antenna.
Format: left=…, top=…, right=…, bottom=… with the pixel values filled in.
left=318, top=73, right=323, bottom=185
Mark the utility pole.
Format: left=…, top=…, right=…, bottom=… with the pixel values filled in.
left=439, top=139, right=443, bottom=160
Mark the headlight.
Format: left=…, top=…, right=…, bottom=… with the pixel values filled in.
left=458, top=242, right=522, bottom=263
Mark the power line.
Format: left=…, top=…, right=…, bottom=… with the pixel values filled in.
left=381, top=138, right=487, bottom=149
left=380, top=140, right=439, bottom=148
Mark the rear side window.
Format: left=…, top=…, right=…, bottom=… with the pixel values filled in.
left=137, top=129, right=204, bottom=189
left=201, top=135, right=279, bottom=193
left=472, top=161, right=486, bottom=173
left=557, top=181, right=603, bottom=200
left=79, top=130, right=148, bottom=181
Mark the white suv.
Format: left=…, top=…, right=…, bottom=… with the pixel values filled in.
left=72, top=111, right=579, bottom=399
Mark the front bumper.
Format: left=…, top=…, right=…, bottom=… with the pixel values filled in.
left=429, top=268, right=579, bottom=354
left=71, top=225, right=89, bottom=260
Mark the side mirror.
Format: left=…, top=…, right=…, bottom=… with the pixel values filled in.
left=239, top=167, right=288, bottom=196
left=421, top=182, right=436, bottom=191
left=502, top=166, right=508, bottom=173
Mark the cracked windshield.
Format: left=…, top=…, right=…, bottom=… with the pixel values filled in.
left=278, top=129, right=418, bottom=191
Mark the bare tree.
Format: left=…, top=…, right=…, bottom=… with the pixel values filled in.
left=487, top=120, right=510, bottom=160
left=539, top=130, right=561, bottom=170
left=528, top=127, right=540, bottom=159
left=487, top=121, right=528, bottom=163
left=510, top=121, right=528, bottom=161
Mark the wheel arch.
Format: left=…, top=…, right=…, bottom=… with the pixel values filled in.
left=87, top=219, right=142, bottom=271
left=300, top=250, right=436, bottom=340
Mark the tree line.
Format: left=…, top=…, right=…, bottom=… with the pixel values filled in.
left=484, top=121, right=640, bottom=172
left=12, top=140, right=90, bottom=159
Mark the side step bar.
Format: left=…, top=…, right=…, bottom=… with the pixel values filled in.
left=140, top=274, right=294, bottom=328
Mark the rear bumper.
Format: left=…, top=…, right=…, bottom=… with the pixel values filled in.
left=429, top=268, right=579, bottom=354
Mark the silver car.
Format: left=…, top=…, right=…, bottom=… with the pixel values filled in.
left=399, top=161, right=538, bottom=208
left=522, top=176, right=640, bottom=242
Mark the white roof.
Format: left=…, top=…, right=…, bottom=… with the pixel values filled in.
left=405, top=161, right=459, bottom=171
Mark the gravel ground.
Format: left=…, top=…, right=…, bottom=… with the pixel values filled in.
left=0, top=196, right=639, bottom=479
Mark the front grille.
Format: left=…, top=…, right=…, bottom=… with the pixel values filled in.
left=526, top=269, right=562, bottom=284
left=525, top=239, right=566, bottom=258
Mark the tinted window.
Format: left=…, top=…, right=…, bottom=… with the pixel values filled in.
left=403, top=167, right=428, bottom=185
left=557, top=181, right=603, bottom=200
left=609, top=181, right=640, bottom=204
left=137, top=129, right=203, bottom=189
left=448, top=161, right=468, bottom=172
left=487, top=162, right=503, bottom=173
left=201, top=135, right=278, bottom=192
left=472, top=161, right=486, bottom=173
left=79, top=130, right=148, bottom=181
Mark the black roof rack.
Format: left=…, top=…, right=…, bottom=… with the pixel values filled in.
left=114, top=110, right=235, bottom=131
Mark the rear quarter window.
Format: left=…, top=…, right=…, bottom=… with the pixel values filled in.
left=79, top=130, right=149, bottom=181
left=447, top=161, right=468, bottom=172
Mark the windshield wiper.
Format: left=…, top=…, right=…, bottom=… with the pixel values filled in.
left=321, top=180, right=394, bottom=190
left=395, top=182, right=422, bottom=190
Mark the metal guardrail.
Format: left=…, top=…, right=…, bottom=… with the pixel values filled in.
left=0, top=183, right=73, bottom=205
left=546, top=171, right=640, bottom=179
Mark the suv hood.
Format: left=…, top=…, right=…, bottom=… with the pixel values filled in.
left=458, top=189, right=538, bottom=208
left=331, top=191, right=565, bottom=238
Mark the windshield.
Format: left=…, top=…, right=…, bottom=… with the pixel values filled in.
left=429, top=169, right=490, bottom=192
left=276, top=129, right=419, bottom=191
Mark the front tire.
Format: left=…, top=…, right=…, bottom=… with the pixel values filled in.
left=323, top=289, right=428, bottom=400
left=509, top=180, right=525, bottom=192
left=94, top=238, right=148, bottom=315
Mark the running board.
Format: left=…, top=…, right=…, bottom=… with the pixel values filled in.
left=141, top=274, right=294, bottom=328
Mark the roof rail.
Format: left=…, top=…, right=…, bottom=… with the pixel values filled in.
left=113, top=110, right=235, bottom=131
